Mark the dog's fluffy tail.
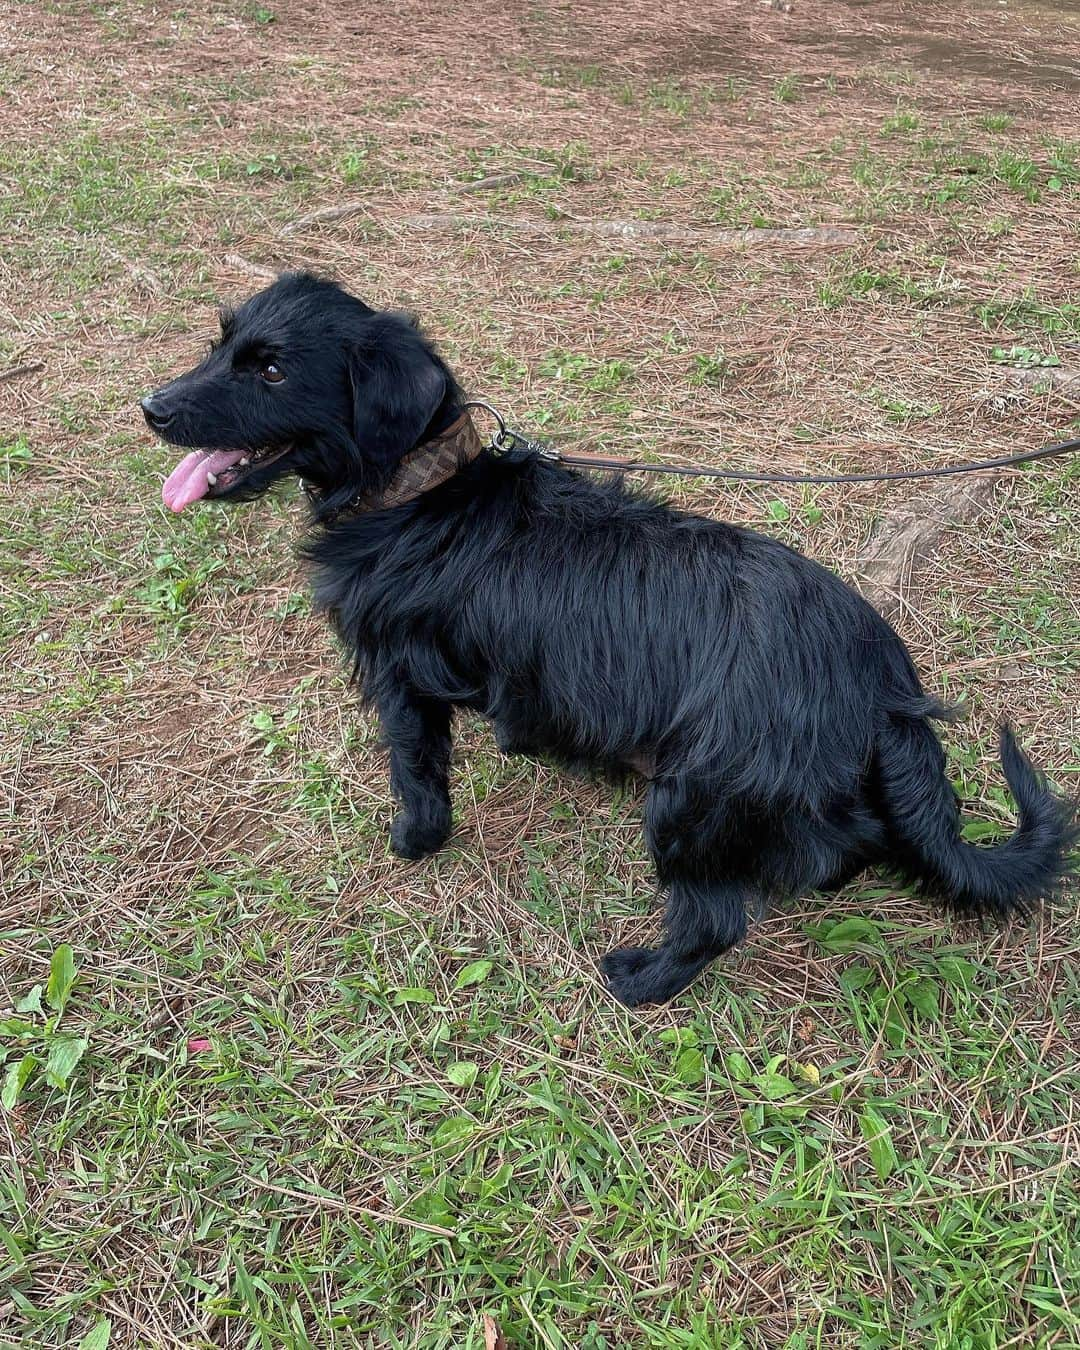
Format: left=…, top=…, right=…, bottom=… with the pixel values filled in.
left=876, top=717, right=1076, bottom=918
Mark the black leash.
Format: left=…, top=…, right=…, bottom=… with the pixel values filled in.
left=463, top=401, right=1080, bottom=487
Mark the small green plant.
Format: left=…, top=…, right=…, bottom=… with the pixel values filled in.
left=1, top=436, right=32, bottom=483
left=816, top=266, right=945, bottom=310
left=646, top=80, right=692, bottom=118
left=249, top=704, right=302, bottom=756
left=688, top=351, right=729, bottom=387
left=977, top=112, right=1014, bottom=132
left=585, top=359, right=632, bottom=392
left=707, top=185, right=737, bottom=223
left=1046, top=140, right=1079, bottom=186
left=526, top=141, right=592, bottom=183
left=882, top=108, right=919, bottom=135
left=340, top=151, right=366, bottom=184
left=989, top=344, right=1061, bottom=369
left=537, top=350, right=632, bottom=392
left=992, top=151, right=1040, bottom=198
left=2, top=945, right=88, bottom=1110
left=568, top=64, right=602, bottom=89
left=537, top=349, right=592, bottom=382
left=658, top=1025, right=708, bottom=1087
left=540, top=63, right=602, bottom=90
left=268, top=592, right=310, bottom=620
left=868, top=387, right=941, bottom=426
left=799, top=490, right=824, bottom=527
left=852, top=148, right=898, bottom=191
left=975, top=296, right=1080, bottom=337
left=773, top=75, right=800, bottom=104
left=486, top=351, right=528, bottom=384
left=659, top=329, right=690, bottom=354
left=339, top=139, right=380, bottom=185
left=246, top=152, right=281, bottom=176
left=138, top=552, right=223, bottom=618
left=788, top=162, right=827, bottom=189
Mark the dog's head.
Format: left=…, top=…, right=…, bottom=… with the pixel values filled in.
left=143, top=272, right=459, bottom=513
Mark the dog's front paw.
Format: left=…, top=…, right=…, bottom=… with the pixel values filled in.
left=600, top=945, right=662, bottom=1008
left=389, top=810, right=451, bottom=860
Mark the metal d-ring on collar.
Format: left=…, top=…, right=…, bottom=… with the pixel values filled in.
left=461, top=399, right=558, bottom=459
left=461, top=398, right=517, bottom=454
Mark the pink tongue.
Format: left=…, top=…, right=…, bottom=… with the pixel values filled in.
left=162, top=449, right=247, bottom=512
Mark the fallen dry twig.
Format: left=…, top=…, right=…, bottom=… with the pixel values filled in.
left=856, top=474, right=1002, bottom=619
left=0, top=361, right=44, bottom=383
left=384, top=213, right=858, bottom=246
left=998, top=366, right=1080, bottom=391
left=280, top=202, right=860, bottom=246
left=223, top=253, right=280, bottom=281
left=280, top=202, right=374, bottom=236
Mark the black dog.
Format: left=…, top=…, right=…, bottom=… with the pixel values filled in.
left=143, top=272, right=1075, bottom=1006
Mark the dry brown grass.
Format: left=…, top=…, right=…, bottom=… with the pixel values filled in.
left=1, top=1, right=1079, bottom=1346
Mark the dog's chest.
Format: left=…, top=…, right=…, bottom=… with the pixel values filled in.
left=310, top=540, right=464, bottom=662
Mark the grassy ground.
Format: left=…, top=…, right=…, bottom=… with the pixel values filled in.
left=2, top=1, right=1079, bottom=1346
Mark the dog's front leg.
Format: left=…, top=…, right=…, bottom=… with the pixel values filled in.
left=377, top=685, right=453, bottom=860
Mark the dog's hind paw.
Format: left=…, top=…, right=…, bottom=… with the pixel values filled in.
left=389, top=810, right=451, bottom=860
left=601, top=945, right=665, bottom=1008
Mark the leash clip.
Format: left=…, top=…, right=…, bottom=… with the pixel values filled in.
left=494, top=428, right=559, bottom=459
left=463, top=399, right=560, bottom=461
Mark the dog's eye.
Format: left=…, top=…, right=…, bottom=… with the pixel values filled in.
left=260, top=362, right=285, bottom=384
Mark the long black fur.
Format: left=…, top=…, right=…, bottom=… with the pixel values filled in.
left=143, top=273, right=1077, bottom=1007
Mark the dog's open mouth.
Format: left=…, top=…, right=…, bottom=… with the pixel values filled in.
left=161, top=446, right=290, bottom=512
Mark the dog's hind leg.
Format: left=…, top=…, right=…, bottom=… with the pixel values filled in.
left=601, top=776, right=751, bottom=1007
left=601, top=876, right=748, bottom=1007
left=377, top=683, right=453, bottom=860
left=493, top=719, right=543, bottom=759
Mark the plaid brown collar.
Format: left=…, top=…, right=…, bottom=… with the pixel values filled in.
left=319, top=410, right=486, bottom=519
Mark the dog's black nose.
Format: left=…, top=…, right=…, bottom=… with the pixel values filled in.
left=141, top=394, right=174, bottom=431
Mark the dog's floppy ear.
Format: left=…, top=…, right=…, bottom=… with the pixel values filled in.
left=348, top=320, right=447, bottom=471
